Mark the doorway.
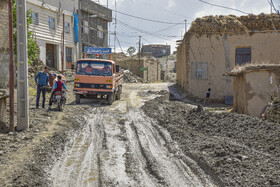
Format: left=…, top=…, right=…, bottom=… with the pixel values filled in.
left=46, top=44, right=57, bottom=68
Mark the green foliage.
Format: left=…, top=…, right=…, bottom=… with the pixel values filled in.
left=126, top=47, right=136, bottom=56
left=12, top=0, right=39, bottom=65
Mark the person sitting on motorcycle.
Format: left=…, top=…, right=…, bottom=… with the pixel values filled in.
left=48, top=75, right=67, bottom=110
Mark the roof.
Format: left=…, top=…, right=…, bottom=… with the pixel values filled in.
left=226, top=64, right=280, bottom=76
left=188, top=13, right=280, bottom=34
left=77, top=59, right=116, bottom=64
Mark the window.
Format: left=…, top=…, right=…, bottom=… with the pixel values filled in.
left=191, top=62, right=208, bottom=80
left=48, top=17, right=55, bottom=30
left=64, top=22, right=70, bottom=33
left=66, top=47, right=73, bottom=63
left=31, top=12, right=39, bottom=25
left=82, top=20, right=89, bottom=34
left=236, top=48, right=251, bottom=66
left=97, top=25, right=103, bottom=39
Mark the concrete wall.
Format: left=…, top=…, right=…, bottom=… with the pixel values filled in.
left=0, top=0, right=9, bottom=88
left=27, top=0, right=77, bottom=70
left=233, top=70, right=280, bottom=117
left=177, top=32, right=280, bottom=102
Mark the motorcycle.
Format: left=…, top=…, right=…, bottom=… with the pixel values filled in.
left=51, top=91, right=66, bottom=111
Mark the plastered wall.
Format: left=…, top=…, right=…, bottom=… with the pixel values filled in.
left=177, top=32, right=280, bottom=102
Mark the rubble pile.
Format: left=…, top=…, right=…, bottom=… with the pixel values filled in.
left=264, top=97, right=280, bottom=123
left=123, top=71, right=144, bottom=83
left=189, top=13, right=280, bottom=34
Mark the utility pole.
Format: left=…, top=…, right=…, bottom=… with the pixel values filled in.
left=114, top=0, right=117, bottom=53
left=185, top=19, right=187, bottom=33
left=78, top=0, right=82, bottom=59
left=271, top=0, right=273, bottom=14
left=138, top=36, right=141, bottom=62
left=16, top=0, right=29, bottom=131
left=62, top=14, right=65, bottom=75
left=8, top=0, right=14, bottom=133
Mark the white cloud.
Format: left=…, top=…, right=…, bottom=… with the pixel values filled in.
left=167, top=0, right=176, bottom=9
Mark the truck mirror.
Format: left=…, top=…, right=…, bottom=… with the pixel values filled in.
left=71, top=64, right=75, bottom=71
left=116, top=65, right=120, bottom=73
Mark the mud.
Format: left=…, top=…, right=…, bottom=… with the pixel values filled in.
left=0, top=82, right=92, bottom=186
left=142, top=94, right=280, bottom=186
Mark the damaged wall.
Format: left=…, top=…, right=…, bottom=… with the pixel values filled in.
left=113, top=54, right=161, bottom=82
left=233, top=70, right=280, bottom=117
left=0, top=0, right=9, bottom=88
left=177, top=31, right=280, bottom=102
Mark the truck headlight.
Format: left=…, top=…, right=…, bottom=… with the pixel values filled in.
left=91, top=84, right=95, bottom=88
left=106, top=85, right=112, bottom=89
left=75, top=83, right=80, bottom=88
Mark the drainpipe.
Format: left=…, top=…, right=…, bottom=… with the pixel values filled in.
left=62, top=14, right=65, bottom=75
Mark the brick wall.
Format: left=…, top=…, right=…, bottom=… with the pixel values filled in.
left=0, top=0, right=9, bottom=88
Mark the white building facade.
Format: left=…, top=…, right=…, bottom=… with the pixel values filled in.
left=27, top=0, right=78, bottom=70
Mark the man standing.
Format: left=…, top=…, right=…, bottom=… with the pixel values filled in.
left=35, top=67, right=49, bottom=109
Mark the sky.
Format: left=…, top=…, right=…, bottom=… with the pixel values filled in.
left=96, top=0, right=278, bottom=53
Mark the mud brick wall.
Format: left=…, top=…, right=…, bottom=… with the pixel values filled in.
left=143, top=59, right=161, bottom=82
left=0, top=0, right=10, bottom=88
left=115, top=58, right=144, bottom=78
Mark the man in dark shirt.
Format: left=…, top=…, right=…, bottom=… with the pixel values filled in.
left=35, top=67, right=49, bottom=109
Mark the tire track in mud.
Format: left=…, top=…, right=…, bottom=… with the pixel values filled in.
left=51, top=83, right=217, bottom=187
left=128, top=121, right=167, bottom=186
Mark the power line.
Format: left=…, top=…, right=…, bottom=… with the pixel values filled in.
left=117, top=20, right=180, bottom=39
left=198, top=0, right=250, bottom=15
left=134, top=0, right=194, bottom=20
left=112, top=9, right=185, bottom=25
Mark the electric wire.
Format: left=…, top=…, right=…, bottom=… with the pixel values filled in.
left=198, top=0, right=250, bottom=15
left=112, top=9, right=185, bottom=24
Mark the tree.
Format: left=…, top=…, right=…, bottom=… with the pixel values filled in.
left=126, top=47, right=136, bottom=56
left=12, top=0, right=39, bottom=65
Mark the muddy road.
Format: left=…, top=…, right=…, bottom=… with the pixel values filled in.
left=50, top=83, right=215, bottom=187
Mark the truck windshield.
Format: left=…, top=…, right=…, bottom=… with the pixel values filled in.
left=76, top=61, right=112, bottom=76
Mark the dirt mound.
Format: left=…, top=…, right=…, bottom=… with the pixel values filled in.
left=189, top=13, right=280, bottom=34
left=142, top=95, right=280, bottom=186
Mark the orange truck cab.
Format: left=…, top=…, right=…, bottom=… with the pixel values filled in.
left=74, top=59, right=123, bottom=104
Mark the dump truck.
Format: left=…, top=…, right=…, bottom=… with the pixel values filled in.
left=73, top=59, right=123, bottom=105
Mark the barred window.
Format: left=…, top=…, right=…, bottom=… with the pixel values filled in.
left=48, top=17, right=55, bottom=30
left=66, top=47, right=73, bottom=63
left=64, top=22, right=70, bottom=33
left=97, top=25, right=103, bottom=39
left=82, top=20, right=89, bottom=34
left=31, top=12, right=39, bottom=25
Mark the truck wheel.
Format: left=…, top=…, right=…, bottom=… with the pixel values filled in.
left=76, top=94, right=81, bottom=104
left=108, top=93, right=115, bottom=105
left=116, top=90, right=121, bottom=100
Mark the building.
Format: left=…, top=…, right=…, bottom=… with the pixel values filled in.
left=227, top=65, right=280, bottom=117
left=0, top=0, right=9, bottom=88
left=79, top=0, right=112, bottom=58
left=112, top=53, right=161, bottom=82
left=26, top=0, right=112, bottom=70
left=141, top=44, right=171, bottom=58
left=27, top=0, right=77, bottom=70
left=177, top=14, right=280, bottom=103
